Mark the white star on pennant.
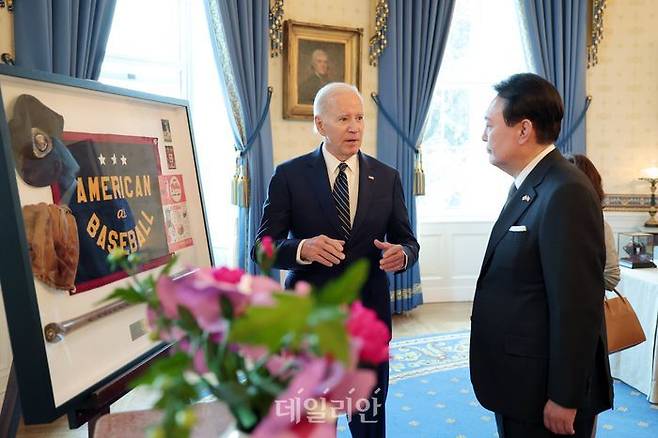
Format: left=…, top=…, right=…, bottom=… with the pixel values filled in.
left=111, top=154, right=117, bottom=165
left=121, top=155, right=127, bottom=165
left=98, top=153, right=106, bottom=165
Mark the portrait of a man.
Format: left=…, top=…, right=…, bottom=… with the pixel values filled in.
left=297, top=40, right=345, bottom=104
left=283, top=21, right=361, bottom=119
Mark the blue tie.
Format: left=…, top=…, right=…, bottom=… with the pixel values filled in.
left=333, top=162, right=351, bottom=240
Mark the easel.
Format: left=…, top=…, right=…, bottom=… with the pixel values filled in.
left=0, top=363, right=20, bottom=438
left=0, top=343, right=170, bottom=438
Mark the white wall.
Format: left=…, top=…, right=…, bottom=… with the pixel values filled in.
left=418, top=221, right=492, bottom=302
left=586, top=0, right=658, bottom=194
left=418, top=212, right=648, bottom=303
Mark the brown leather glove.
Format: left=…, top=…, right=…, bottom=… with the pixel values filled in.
left=23, top=203, right=79, bottom=292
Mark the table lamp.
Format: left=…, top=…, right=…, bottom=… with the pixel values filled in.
left=640, top=167, right=658, bottom=227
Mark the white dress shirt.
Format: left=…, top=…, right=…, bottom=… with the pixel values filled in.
left=514, top=144, right=556, bottom=189
left=296, top=145, right=359, bottom=264
left=296, top=144, right=407, bottom=269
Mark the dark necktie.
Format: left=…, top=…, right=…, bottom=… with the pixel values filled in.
left=333, top=162, right=351, bottom=240
left=503, top=183, right=518, bottom=210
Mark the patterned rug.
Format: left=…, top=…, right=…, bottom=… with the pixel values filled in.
left=337, top=331, right=658, bottom=437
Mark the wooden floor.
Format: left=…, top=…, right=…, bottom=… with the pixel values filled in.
left=16, top=302, right=472, bottom=438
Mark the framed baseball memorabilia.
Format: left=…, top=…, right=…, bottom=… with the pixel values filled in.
left=0, top=65, right=213, bottom=424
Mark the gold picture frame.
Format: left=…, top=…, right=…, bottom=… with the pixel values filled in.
left=283, top=20, right=363, bottom=120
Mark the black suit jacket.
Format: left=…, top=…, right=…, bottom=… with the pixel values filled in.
left=251, top=146, right=420, bottom=327
left=470, top=149, right=613, bottom=421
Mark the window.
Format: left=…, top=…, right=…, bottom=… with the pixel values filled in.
left=417, top=0, right=532, bottom=222
left=99, top=0, right=237, bottom=265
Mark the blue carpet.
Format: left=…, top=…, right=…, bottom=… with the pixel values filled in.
left=337, top=331, right=658, bottom=437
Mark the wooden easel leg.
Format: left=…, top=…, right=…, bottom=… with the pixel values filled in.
left=0, top=362, right=21, bottom=438
left=86, top=407, right=110, bottom=438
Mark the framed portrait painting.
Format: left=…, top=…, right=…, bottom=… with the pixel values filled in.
left=283, top=20, right=363, bottom=120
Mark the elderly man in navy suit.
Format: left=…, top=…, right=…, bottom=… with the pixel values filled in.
left=470, top=73, right=613, bottom=438
left=252, top=82, right=419, bottom=437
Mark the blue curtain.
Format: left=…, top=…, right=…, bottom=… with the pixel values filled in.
left=14, top=0, right=117, bottom=79
left=377, top=0, right=455, bottom=313
left=205, top=0, right=274, bottom=274
left=519, top=0, right=588, bottom=154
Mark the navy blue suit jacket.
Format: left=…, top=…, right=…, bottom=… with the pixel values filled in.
left=251, top=146, right=420, bottom=327
left=470, top=149, right=613, bottom=421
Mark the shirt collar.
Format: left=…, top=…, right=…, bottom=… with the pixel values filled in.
left=322, top=143, right=359, bottom=173
left=515, top=144, right=555, bottom=188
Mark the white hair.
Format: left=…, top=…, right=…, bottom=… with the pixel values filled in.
left=311, top=49, right=328, bottom=63
left=313, top=82, right=363, bottom=119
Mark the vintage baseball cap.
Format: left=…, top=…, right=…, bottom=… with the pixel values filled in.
left=8, top=94, right=79, bottom=188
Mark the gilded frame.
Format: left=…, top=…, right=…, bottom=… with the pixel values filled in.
left=283, top=20, right=363, bottom=120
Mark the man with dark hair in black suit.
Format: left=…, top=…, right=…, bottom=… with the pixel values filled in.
left=470, top=73, right=613, bottom=438
left=252, top=82, right=419, bottom=437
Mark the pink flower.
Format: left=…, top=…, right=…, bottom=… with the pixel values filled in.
left=252, top=357, right=376, bottom=438
left=211, top=266, right=244, bottom=284
left=294, top=281, right=312, bottom=296
left=178, top=339, right=209, bottom=374
left=261, top=236, right=275, bottom=259
left=238, top=274, right=282, bottom=306
left=155, top=267, right=249, bottom=334
left=240, top=345, right=296, bottom=378
left=346, top=301, right=390, bottom=365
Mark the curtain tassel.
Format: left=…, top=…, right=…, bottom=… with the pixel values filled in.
left=414, top=151, right=425, bottom=196
left=231, top=156, right=250, bottom=208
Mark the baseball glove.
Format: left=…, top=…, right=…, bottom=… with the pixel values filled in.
left=22, top=203, right=79, bottom=292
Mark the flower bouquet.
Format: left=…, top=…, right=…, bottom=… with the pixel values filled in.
left=107, top=237, right=390, bottom=437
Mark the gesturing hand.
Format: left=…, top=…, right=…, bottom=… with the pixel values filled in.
left=374, top=239, right=406, bottom=272
left=300, top=235, right=345, bottom=267
left=543, top=399, right=576, bottom=435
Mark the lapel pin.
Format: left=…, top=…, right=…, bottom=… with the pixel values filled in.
left=521, top=194, right=531, bottom=202
left=368, top=175, right=375, bottom=180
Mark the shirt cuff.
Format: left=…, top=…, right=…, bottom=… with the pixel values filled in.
left=296, top=239, right=312, bottom=265
left=402, top=249, right=408, bottom=270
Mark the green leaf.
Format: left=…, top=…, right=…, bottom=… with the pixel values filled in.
left=228, top=293, right=312, bottom=351
left=161, top=254, right=178, bottom=276
left=315, top=258, right=369, bottom=305
left=102, top=287, right=145, bottom=304
left=219, top=295, right=234, bottom=319
left=176, top=306, right=202, bottom=338
left=246, top=368, right=285, bottom=396
left=311, top=317, right=349, bottom=364
left=131, top=352, right=191, bottom=387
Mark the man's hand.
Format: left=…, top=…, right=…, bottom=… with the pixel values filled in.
left=374, top=239, right=406, bottom=272
left=300, top=235, right=345, bottom=267
left=543, top=399, right=576, bottom=435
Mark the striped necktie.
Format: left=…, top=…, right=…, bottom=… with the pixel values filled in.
left=333, top=162, right=351, bottom=240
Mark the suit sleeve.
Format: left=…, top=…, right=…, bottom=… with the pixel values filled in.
left=539, top=182, right=606, bottom=408
left=250, top=165, right=303, bottom=270
left=386, top=171, right=420, bottom=270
